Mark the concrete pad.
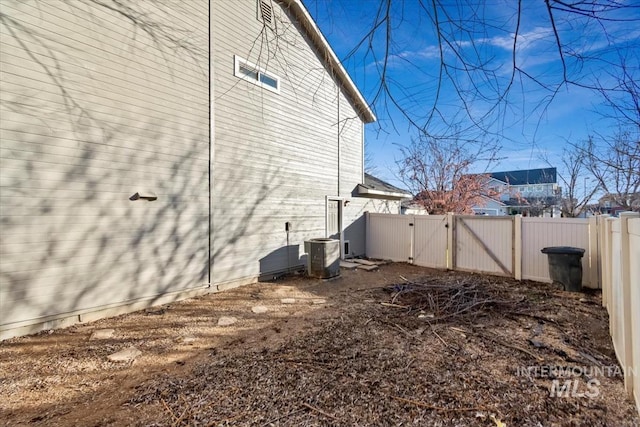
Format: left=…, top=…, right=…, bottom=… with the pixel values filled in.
left=280, top=298, right=296, bottom=304
left=312, top=299, right=327, bottom=305
left=107, top=346, right=141, bottom=362
left=89, top=329, right=115, bottom=340
left=340, top=261, right=359, bottom=269
left=251, top=305, right=269, bottom=314
left=217, top=316, right=238, bottom=326
left=353, top=259, right=378, bottom=266
left=357, top=264, right=379, bottom=271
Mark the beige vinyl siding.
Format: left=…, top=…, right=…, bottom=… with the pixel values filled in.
left=338, top=90, right=369, bottom=256
left=1, top=0, right=374, bottom=336
left=1, top=0, right=209, bottom=334
left=212, top=0, right=367, bottom=282
left=338, top=90, right=366, bottom=195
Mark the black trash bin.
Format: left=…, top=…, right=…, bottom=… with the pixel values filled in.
left=540, top=246, right=585, bottom=292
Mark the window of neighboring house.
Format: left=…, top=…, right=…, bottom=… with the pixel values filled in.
left=234, top=56, right=280, bottom=93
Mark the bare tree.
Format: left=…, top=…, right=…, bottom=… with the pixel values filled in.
left=571, top=51, right=640, bottom=212
left=581, top=132, right=640, bottom=211
left=396, top=136, right=499, bottom=214
left=593, top=58, right=640, bottom=130
left=306, top=0, right=640, bottom=142
left=592, top=56, right=640, bottom=166
left=306, top=1, right=639, bottom=216
left=544, top=145, right=600, bottom=217
left=364, top=140, right=379, bottom=175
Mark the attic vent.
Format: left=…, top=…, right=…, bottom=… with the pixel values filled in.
left=258, top=0, right=274, bottom=28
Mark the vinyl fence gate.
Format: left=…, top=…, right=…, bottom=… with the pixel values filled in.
left=365, top=212, right=599, bottom=286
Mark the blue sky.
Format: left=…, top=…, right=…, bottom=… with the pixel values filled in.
left=302, top=0, right=640, bottom=190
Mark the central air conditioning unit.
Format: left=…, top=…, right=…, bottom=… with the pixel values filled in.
left=305, top=238, right=340, bottom=279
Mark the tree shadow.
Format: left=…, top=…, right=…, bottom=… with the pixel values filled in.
left=0, top=1, right=288, bottom=336
left=258, top=244, right=306, bottom=281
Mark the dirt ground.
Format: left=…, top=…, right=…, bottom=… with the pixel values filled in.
left=1, top=263, right=638, bottom=426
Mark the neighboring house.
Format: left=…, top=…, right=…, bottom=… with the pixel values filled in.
left=598, top=193, right=640, bottom=215
left=401, top=201, right=430, bottom=215
left=484, top=177, right=511, bottom=202
left=0, top=0, right=384, bottom=338
left=471, top=177, right=510, bottom=216
left=472, top=168, right=561, bottom=216
left=472, top=196, right=509, bottom=216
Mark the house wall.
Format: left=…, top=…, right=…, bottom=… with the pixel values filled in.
left=0, top=0, right=374, bottom=339
left=472, top=198, right=507, bottom=216
left=513, top=183, right=558, bottom=198
left=211, top=0, right=370, bottom=283
left=0, top=1, right=210, bottom=338
left=402, top=205, right=429, bottom=215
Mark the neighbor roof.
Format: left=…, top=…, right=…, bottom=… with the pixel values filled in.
left=491, top=168, right=557, bottom=186
left=356, top=173, right=411, bottom=200
left=280, top=0, right=376, bottom=124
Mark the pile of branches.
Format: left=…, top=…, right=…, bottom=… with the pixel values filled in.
left=383, top=275, right=530, bottom=323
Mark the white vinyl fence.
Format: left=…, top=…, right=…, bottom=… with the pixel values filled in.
left=521, top=217, right=598, bottom=287
left=455, top=216, right=514, bottom=276
left=365, top=212, right=599, bottom=288
left=366, top=211, right=640, bottom=415
left=413, top=215, right=449, bottom=269
left=601, top=213, right=640, bottom=414
left=365, top=214, right=413, bottom=262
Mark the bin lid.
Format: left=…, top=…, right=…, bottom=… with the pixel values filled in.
left=541, top=246, right=585, bottom=255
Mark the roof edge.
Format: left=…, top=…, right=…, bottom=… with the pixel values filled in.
left=356, top=184, right=411, bottom=200
left=279, top=0, right=376, bottom=124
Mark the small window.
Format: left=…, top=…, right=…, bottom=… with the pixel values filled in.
left=234, top=56, right=280, bottom=93
left=259, top=73, right=278, bottom=88
left=238, top=63, right=258, bottom=80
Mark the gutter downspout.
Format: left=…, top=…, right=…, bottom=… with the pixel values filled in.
left=337, top=88, right=343, bottom=260
left=361, top=122, right=365, bottom=184
left=208, top=0, right=215, bottom=287
left=337, top=86, right=340, bottom=196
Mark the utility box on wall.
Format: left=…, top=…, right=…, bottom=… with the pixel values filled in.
left=306, top=238, right=340, bottom=279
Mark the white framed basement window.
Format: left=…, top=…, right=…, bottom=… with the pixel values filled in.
left=234, top=55, right=280, bottom=93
